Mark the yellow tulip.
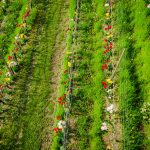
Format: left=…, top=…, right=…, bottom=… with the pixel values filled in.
left=66, top=51, right=72, bottom=55
left=107, top=34, right=113, bottom=38
left=68, top=62, right=72, bottom=67
left=106, top=17, right=110, bottom=20
left=105, top=13, right=110, bottom=17
left=109, top=34, right=113, bottom=37
left=106, top=79, right=113, bottom=84
left=20, top=34, right=24, bottom=39
left=5, top=78, right=10, bottom=82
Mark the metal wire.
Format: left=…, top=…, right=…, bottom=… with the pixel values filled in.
left=63, top=0, right=80, bottom=149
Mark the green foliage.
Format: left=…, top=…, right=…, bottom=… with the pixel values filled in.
left=114, top=0, right=150, bottom=149
left=25, top=7, right=37, bottom=25
left=129, top=1, right=150, bottom=148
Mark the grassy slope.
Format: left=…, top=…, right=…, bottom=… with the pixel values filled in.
left=129, top=1, right=150, bottom=149
left=114, top=0, right=147, bottom=149
left=89, top=0, right=105, bottom=149
left=0, top=0, right=64, bottom=149
left=1, top=0, right=149, bottom=149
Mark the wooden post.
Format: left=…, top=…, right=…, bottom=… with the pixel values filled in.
left=110, top=49, right=126, bottom=79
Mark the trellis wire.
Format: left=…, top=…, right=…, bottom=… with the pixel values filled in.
left=63, top=0, right=80, bottom=149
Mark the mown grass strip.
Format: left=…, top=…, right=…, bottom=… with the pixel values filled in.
left=89, top=0, right=105, bottom=149
left=114, top=0, right=145, bottom=149
left=129, top=0, right=150, bottom=148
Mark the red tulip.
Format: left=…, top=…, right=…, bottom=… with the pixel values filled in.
left=102, top=81, right=108, bottom=89
left=105, top=60, right=109, bottom=63
left=104, top=49, right=109, bottom=54
left=102, top=64, right=108, bottom=70
left=104, top=39, right=107, bottom=42
left=56, top=116, right=61, bottom=120
left=54, top=127, right=59, bottom=133
left=104, top=50, right=107, bottom=54
left=58, top=97, right=63, bottom=102
left=14, top=48, right=19, bottom=52
left=109, top=45, right=112, bottom=49
left=108, top=25, right=112, bottom=29
left=64, top=70, right=68, bottom=74
left=8, top=56, right=13, bottom=60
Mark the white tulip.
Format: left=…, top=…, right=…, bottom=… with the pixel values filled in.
left=101, top=122, right=108, bottom=131
left=58, top=120, right=66, bottom=130
left=106, top=104, right=114, bottom=114
left=8, top=61, right=17, bottom=68
left=104, top=3, right=109, bottom=7
left=147, top=4, right=150, bottom=8
left=6, top=72, right=11, bottom=77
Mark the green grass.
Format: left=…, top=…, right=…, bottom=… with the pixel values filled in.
left=89, top=0, right=105, bottom=149
left=129, top=0, right=150, bottom=148
left=114, top=0, right=146, bottom=149
left=0, top=0, right=64, bottom=149
left=1, top=0, right=150, bottom=149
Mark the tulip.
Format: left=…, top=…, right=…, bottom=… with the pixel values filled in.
left=54, top=127, right=59, bottom=133
left=106, top=60, right=109, bottom=63
left=102, top=64, right=108, bottom=70
left=8, top=56, right=13, bottom=60
left=64, top=70, right=68, bottom=74
left=68, top=62, right=72, bottom=67
left=147, top=4, right=150, bottom=8
left=56, top=116, right=61, bottom=120
left=106, top=104, right=114, bottom=113
left=108, top=25, right=112, bottom=29
left=102, top=81, right=108, bottom=89
left=58, top=96, right=63, bottom=102
left=101, top=122, right=108, bottom=131
left=104, top=3, right=109, bottom=7
left=104, top=39, right=107, bottom=42
left=106, top=79, right=113, bottom=84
